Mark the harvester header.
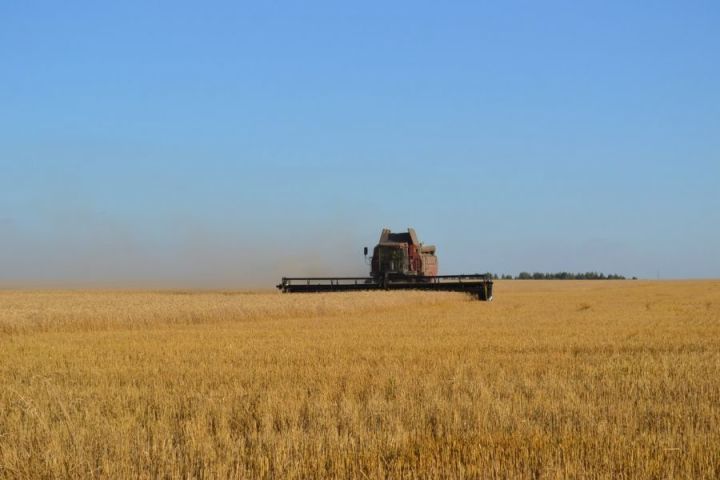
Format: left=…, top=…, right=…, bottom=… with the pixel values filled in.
left=277, top=228, right=493, bottom=300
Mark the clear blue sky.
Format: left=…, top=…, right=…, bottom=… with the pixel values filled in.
left=1, top=1, right=718, bottom=287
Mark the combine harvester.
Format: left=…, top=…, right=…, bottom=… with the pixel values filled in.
left=277, top=228, right=493, bottom=300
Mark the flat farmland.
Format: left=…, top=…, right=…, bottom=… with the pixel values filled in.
left=1, top=281, right=718, bottom=478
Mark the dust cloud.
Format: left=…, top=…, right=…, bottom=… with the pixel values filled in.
left=0, top=210, right=373, bottom=290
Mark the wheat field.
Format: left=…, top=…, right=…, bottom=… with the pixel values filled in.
left=0, top=281, right=718, bottom=478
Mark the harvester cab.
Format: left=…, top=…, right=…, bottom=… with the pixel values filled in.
left=370, top=228, right=438, bottom=279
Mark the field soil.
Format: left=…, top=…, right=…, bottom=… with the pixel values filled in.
left=1, top=281, right=719, bottom=478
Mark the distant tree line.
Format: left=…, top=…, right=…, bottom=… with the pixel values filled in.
left=481, top=272, right=632, bottom=280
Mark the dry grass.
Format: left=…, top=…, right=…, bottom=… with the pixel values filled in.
left=0, top=281, right=718, bottom=478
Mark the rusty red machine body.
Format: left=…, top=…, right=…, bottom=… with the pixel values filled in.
left=371, top=228, right=438, bottom=277
left=277, top=228, right=493, bottom=300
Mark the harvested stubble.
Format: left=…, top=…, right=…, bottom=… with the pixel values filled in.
left=0, top=281, right=719, bottom=478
